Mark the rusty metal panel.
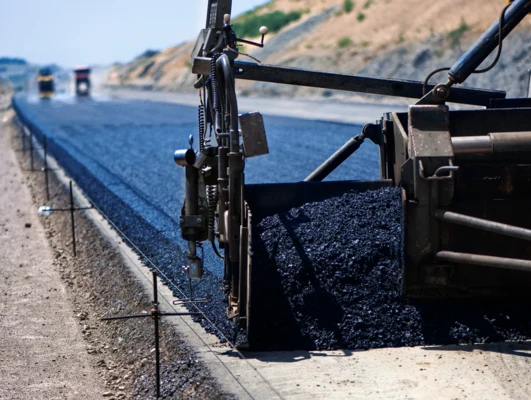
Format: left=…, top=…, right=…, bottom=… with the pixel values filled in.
left=408, top=105, right=453, bottom=159
left=239, top=112, right=269, bottom=158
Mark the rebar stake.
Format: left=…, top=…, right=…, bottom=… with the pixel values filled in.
left=44, top=135, right=50, bottom=201
left=37, top=180, right=92, bottom=257
left=29, top=129, right=34, bottom=171
left=69, top=181, right=76, bottom=256
left=101, top=271, right=204, bottom=398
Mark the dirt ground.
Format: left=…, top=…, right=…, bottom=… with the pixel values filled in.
left=0, top=109, right=106, bottom=399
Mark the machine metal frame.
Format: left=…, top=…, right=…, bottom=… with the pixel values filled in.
left=176, top=0, right=531, bottom=342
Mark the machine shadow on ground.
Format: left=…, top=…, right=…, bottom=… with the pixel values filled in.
left=422, top=341, right=531, bottom=358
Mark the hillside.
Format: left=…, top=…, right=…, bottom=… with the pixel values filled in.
left=107, top=0, right=531, bottom=100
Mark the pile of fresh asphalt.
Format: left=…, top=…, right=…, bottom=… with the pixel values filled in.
left=250, top=187, right=531, bottom=350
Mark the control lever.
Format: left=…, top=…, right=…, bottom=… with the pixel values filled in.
left=237, top=25, right=269, bottom=48
left=223, top=13, right=269, bottom=48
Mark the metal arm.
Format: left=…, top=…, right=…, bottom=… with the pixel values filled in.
left=448, top=0, right=531, bottom=85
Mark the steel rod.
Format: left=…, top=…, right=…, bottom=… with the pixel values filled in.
left=101, top=314, right=153, bottom=321
left=152, top=271, right=158, bottom=304
left=449, top=0, right=531, bottom=84
left=154, top=319, right=161, bottom=398
left=29, top=129, right=34, bottom=171
left=49, top=207, right=93, bottom=212
left=69, top=181, right=76, bottom=257
left=44, top=135, right=49, bottom=201
left=154, top=311, right=160, bottom=398
left=435, top=210, right=531, bottom=242
left=159, top=312, right=201, bottom=316
left=21, top=130, right=25, bottom=152
left=101, top=312, right=199, bottom=321
left=437, top=251, right=531, bottom=272
left=451, top=136, right=493, bottom=157
left=152, top=271, right=161, bottom=398
left=192, top=57, right=505, bottom=106
left=305, top=134, right=365, bottom=182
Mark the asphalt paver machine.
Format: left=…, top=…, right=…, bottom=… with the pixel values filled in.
left=175, top=0, right=531, bottom=342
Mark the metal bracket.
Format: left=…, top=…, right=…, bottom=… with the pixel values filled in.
left=419, top=160, right=458, bottom=180
left=239, top=112, right=269, bottom=158
left=180, top=215, right=206, bottom=229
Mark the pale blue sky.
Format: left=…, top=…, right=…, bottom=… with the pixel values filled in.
left=0, top=1, right=266, bottom=67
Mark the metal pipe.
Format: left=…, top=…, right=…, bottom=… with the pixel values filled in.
left=451, top=136, right=493, bottom=157
left=174, top=149, right=196, bottom=166
left=491, top=131, right=531, bottom=153
left=152, top=271, right=161, bottom=399
left=437, top=251, right=531, bottom=273
left=435, top=210, right=531, bottom=242
left=30, top=129, right=34, bottom=171
left=449, top=0, right=531, bottom=84
left=193, top=58, right=505, bottom=106
left=305, top=133, right=365, bottom=182
left=216, top=54, right=239, bottom=151
left=69, top=181, right=76, bottom=257
left=185, top=165, right=199, bottom=277
left=451, top=132, right=531, bottom=159
left=44, top=135, right=49, bottom=201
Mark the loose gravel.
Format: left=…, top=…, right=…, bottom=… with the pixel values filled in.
left=250, top=188, right=531, bottom=350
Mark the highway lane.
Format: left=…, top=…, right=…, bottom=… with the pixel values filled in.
left=13, top=93, right=382, bottom=340
left=15, top=94, right=381, bottom=270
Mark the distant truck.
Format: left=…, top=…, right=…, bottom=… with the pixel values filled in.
left=37, top=67, right=54, bottom=98
left=74, top=67, right=91, bottom=96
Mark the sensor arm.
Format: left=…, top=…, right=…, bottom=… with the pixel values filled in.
left=448, top=0, right=531, bottom=85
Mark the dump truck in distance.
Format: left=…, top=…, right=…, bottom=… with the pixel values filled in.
left=37, top=67, right=54, bottom=98
left=74, top=67, right=91, bottom=96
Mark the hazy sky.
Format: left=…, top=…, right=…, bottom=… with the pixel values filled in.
left=0, top=1, right=266, bottom=67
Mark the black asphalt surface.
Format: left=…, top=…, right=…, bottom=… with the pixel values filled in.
left=13, top=94, right=380, bottom=344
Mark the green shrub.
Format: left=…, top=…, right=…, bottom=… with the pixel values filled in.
left=363, top=0, right=374, bottom=9
left=448, top=17, right=469, bottom=48
left=338, top=37, right=353, bottom=48
left=357, top=12, right=366, bottom=22
left=343, top=0, right=354, bottom=13
left=233, top=10, right=303, bottom=38
left=234, top=2, right=272, bottom=21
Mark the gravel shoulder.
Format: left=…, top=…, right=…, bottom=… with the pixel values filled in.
left=3, top=99, right=232, bottom=399
left=0, top=108, right=105, bottom=398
